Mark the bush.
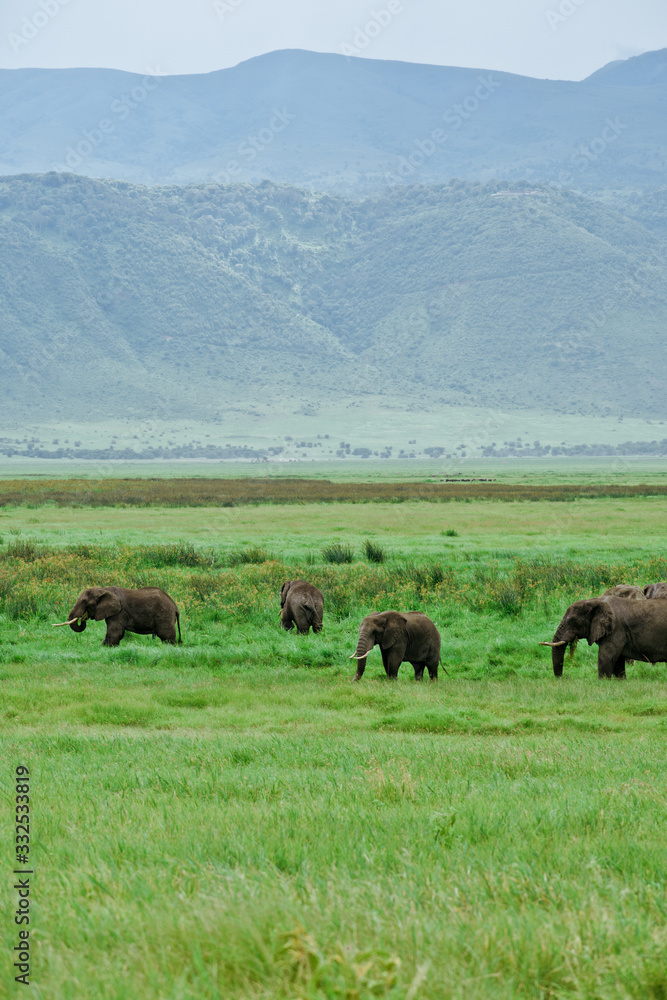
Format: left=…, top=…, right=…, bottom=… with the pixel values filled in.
left=443, top=529, right=459, bottom=537
left=322, top=543, right=354, bottom=564
left=364, top=540, right=385, bottom=563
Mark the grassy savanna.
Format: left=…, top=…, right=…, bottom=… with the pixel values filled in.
left=3, top=477, right=667, bottom=508
left=1, top=497, right=666, bottom=998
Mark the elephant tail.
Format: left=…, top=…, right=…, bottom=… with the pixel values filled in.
left=439, top=655, right=449, bottom=676
left=176, top=611, right=182, bottom=644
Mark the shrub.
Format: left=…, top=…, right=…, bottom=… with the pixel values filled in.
left=443, top=529, right=459, bottom=537
left=364, top=540, right=385, bottom=563
left=322, top=543, right=354, bottom=564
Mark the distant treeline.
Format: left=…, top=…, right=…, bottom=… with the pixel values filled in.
left=482, top=439, right=667, bottom=458
left=1, top=479, right=667, bottom=508
left=2, top=440, right=666, bottom=461
left=0, top=443, right=282, bottom=461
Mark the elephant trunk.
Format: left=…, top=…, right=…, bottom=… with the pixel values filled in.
left=551, top=641, right=566, bottom=677
left=541, top=624, right=576, bottom=676
left=350, top=626, right=376, bottom=681
left=350, top=628, right=375, bottom=661
left=69, top=606, right=88, bottom=632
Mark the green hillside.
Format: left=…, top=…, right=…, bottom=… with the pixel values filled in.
left=1, top=173, right=666, bottom=424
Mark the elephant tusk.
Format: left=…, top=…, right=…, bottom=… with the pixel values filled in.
left=539, top=640, right=567, bottom=647
left=52, top=617, right=80, bottom=627
left=349, top=652, right=370, bottom=659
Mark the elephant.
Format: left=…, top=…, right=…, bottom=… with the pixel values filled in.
left=350, top=610, right=441, bottom=681
left=53, top=586, right=181, bottom=646
left=280, top=580, right=323, bottom=634
left=600, top=586, right=645, bottom=663
left=540, top=597, right=667, bottom=678
left=601, top=585, right=646, bottom=600
left=644, top=582, right=667, bottom=599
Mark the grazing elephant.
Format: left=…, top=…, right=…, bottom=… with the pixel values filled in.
left=644, top=582, right=667, bottom=599
left=540, top=597, right=667, bottom=678
left=53, top=586, right=181, bottom=646
left=280, top=580, right=323, bottom=634
left=350, top=610, right=441, bottom=681
left=601, top=585, right=646, bottom=600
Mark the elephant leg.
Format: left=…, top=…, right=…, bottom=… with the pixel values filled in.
left=352, top=656, right=366, bottom=681
left=103, top=622, right=125, bottom=646
left=411, top=662, right=425, bottom=682
left=293, top=607, right=310, bottom=635
left=280, top=612, right=294, bottom=631
left=612, top=656, right=626, bottom=679
left=155, top=616, right=176, bottom=643
left=384, top=652, right=402, bottom=679
left=426, top=659, right=438, bottom=682
left=597, top=651, right=614, bottom=679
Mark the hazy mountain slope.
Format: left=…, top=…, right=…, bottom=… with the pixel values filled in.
left=0, top=49, right=665, bottom=193
left=1, top=174, right=666, bottom=423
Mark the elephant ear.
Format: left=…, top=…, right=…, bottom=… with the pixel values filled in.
left=380, top=612, right=408, bottom=650
left=94, top=591, right=122, bottom=620
left=588, top=601, right=614, bottom=645
left=280, top=582, right=292, bottom=608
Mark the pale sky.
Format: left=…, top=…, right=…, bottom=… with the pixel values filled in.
left=1, top=0, right=666, bottom=81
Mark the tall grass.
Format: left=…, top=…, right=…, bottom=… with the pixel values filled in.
left=1, top=542, right=666, bottom=629
left=227, top=546, right=272, bottom=566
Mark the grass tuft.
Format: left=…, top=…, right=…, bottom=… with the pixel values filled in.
left=228, top=546, right=272, bottom=566
left=364, top=539, right=385, bottom=563
left=322, top=542, right=354, bottom=564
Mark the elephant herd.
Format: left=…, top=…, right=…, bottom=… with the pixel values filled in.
left=53, top=579, right=442, bottom=681
left=53, top=578, right=667, bottom=681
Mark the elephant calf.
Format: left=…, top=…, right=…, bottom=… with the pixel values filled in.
left=54, top=586, right=181, bottom=647
left=644, top=581, right=667, bottom=599
left=350, top=610, right=441, bottom=681
left=280, top=580, right=324, bottom=634
left=540, top=597, right=667, bottom=678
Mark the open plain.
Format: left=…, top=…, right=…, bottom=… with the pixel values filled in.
left=0, top=488, right=666, bottom=999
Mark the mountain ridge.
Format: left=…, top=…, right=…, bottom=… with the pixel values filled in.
left=1, top=49, right=665, bottom=193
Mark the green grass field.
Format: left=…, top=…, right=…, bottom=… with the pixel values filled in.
left=1, top=497, right=666, bottom=998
